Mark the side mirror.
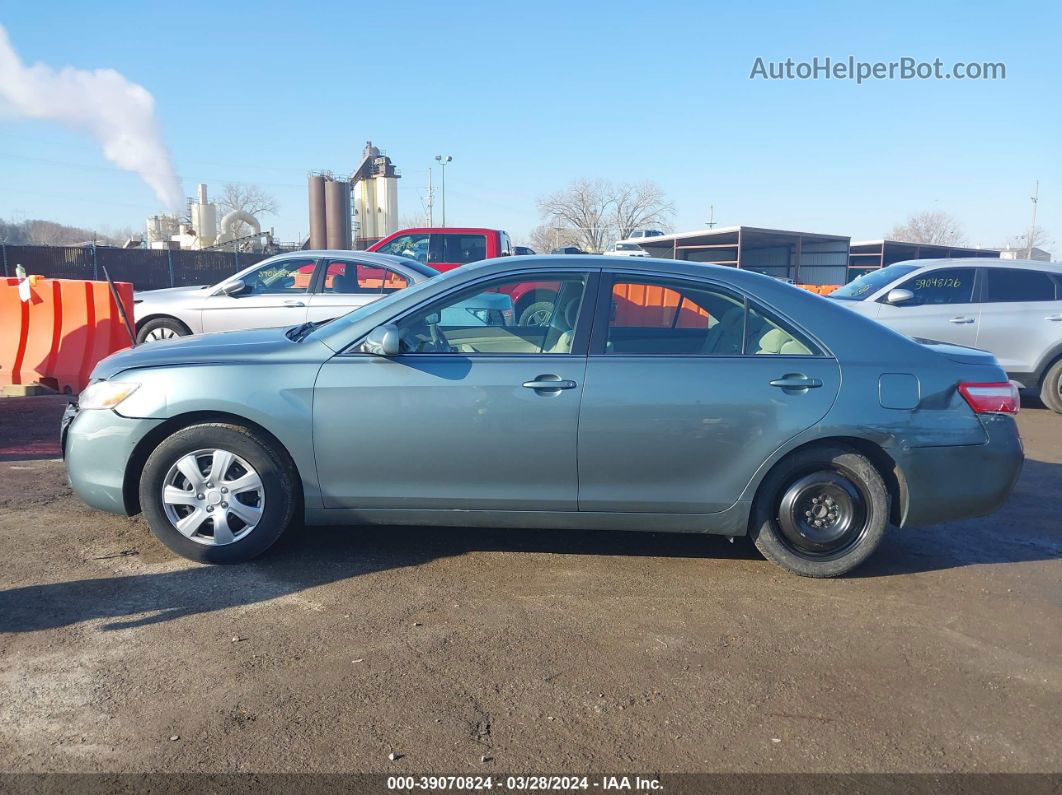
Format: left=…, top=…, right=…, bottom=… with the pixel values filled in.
left=362, top=324, right=401, bottom=356
left=220, top=279, right=247, bottom=297
left=885, top=288, right=915, bottom=305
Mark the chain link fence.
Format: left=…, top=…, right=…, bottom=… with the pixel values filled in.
left=0, top=244, right=274, bottom=291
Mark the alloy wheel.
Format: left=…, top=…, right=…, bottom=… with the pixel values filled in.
left=144, top=327, right=179, bottom=342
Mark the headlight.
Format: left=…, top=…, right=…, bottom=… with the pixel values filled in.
left=78, top=380, right=140, bottom=410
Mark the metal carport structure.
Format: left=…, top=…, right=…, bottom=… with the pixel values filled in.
left=629, top=226, right=851, bottom=286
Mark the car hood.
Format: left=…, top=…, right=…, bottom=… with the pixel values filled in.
left=91, top=326, right=297, bottom=380
left=134, top=285, right=211, bottom=303
left=830, top=297, right=876, bottom=313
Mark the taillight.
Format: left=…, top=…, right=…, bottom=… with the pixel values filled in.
left=958, top=382, right=1020, bottom=415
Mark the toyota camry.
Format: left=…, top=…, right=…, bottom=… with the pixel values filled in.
left=63, top=256, right=1023, bottom=577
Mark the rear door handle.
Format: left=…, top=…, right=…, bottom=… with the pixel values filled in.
left=1047, top=314, right=1062, bottom=322
left=769, top=375, right=823, bottom=390
left=283, top=300, right=306, bottom=307
left=522, top=376, right=577, bottom=391
left=949, top=316, right=975, bottom=324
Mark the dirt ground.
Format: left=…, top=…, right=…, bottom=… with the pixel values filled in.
left=0, top=396, right=1058, bottom=774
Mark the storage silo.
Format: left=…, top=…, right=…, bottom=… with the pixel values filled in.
left=324, top=178, right=352, bottom=249
left=307, top=174, right=327, bottom=249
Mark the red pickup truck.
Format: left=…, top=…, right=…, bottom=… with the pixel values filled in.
left=368, top=227, right=557, bottom=326
left=368, top=228, right=511, bottom=272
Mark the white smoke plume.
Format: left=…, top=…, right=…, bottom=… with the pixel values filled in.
left=0, top=24, right=184, bottom=210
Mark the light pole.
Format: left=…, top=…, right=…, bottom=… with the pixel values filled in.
left=434, top=154, right=452, bottom=227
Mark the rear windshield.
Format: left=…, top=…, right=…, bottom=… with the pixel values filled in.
left=832, top=264, right=920, bottom=300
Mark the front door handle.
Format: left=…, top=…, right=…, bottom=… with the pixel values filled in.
left=523, top=375, right=577, bottom=391
left=949, top=316, right=975, bottom=324
left=1047, top=314, right=1062, bottom=322
left=769, top=375, right=823, bottom=390
left=283, top=300, right=306, bottom=307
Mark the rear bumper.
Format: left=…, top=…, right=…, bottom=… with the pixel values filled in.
left=899, top=414, right=1024, bottom=528
left=63, top=407, right=163, bottom=515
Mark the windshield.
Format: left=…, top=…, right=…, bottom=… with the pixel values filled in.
left=831, top=264, right=920, bottom=300
left=302, top=265, right=462, bottom=343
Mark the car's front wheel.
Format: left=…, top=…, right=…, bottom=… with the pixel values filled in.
left=139, top=423, right=297, bottom=563
left=137, top=317, right=191, bottom=344
left=1039, top=359, right=1062, bottom=414
left=750, top=445, right=888, bottom=578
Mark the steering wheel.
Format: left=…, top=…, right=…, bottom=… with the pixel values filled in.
left=429, top=323, right=455, bottom=353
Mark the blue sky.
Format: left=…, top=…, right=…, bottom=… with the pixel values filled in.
left=0, top=0, right=1059, bottom=248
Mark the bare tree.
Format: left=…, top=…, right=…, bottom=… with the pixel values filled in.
left=525, top=222, right=580, bottom=254
left=611, top=181, right=674, bottom=240
left=399, top=213, right=429, bottom=229
left=1003, top=225, right=1053, bottom=255
left=888, top=211, right=966, bottom=246
left=537, top=178, right=674, bottom=252
left=537, top=179, right=615, bottom=253
left=216, top=183, right=278, bottom=239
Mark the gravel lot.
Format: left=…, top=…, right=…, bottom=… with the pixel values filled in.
left=0, top=396, right=1059, bottom=774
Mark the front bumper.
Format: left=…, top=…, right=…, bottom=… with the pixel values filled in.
left=899, top=414, right=1024, bottom=528
left=63, top=406, right=163, bottom=516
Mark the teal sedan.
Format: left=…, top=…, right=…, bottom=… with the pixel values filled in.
left=63, top=256, right=1023, bottom=577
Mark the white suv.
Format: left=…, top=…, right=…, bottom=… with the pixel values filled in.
left=832, top=258, right=1062, bottom=412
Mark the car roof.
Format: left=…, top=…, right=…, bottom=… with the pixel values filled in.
left=379, top=228, right=503, bottom=235
left=895, top=257, right=1061, bottom=272
left=459, top=254, right=799, bottom=291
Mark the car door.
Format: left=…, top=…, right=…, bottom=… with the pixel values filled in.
left=305, top=258, right=412, bottom=323
left=577, top=273, right=840, bottom=514
left=200, top=256, right=316, bottom=333
left=313, top=270, right=598, bottom=511
left=977, top=267, right=1062, bottom=374
left=873, top=266, right=980, bottom=346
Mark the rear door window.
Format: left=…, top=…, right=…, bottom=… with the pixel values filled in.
left=429, top=234, right=488, bottom=265
left=321, top=260, right=409, bottom=294
left=895, top=268, right=976, bottom=305
left=984, top=268, right=1058, bottom=302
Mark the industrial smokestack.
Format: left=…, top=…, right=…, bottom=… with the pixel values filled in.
left=308, top=175, right=327, bottom=249
left=0, top=24, right=184, bottom=209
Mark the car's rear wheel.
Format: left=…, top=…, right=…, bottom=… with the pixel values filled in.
left=137, top=317, right=191, bottom=344
left=1039, top=359, right=1062, bottom=414
left=139, top=423, right=297, bottom=563
left=750, top=445, right=888, bottom=578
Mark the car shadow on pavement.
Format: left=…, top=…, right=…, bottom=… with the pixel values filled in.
left=0, top=524, right=757, bottom=634
left=1, top=457, right=1058, bottom=633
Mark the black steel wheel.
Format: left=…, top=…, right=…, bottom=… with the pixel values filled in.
left=751, top=445, right=889, bottom=578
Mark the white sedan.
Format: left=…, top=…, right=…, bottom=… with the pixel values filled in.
left=133, top=251, right=437, bottom=343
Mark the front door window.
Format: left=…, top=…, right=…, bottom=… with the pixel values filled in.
left=393, top=274, right=589, bottom=355
left=238, top=258, right=316, bottom=295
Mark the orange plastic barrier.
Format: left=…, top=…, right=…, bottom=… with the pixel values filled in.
left=0, top=277, right=134, bottom=394
left=795, top=284, right=841, bottom=296
left=612, top=282, right=710, bottom=327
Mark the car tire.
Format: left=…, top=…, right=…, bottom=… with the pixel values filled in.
left=137, top=317, right=191, bottom=344
left=518, top=300, right=555, bottom=327
left=139, top=423, right=298, bottom=563
left=1039, top=359, right=1062, bottom=414
left=750, top=444, right=889, bottom=578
